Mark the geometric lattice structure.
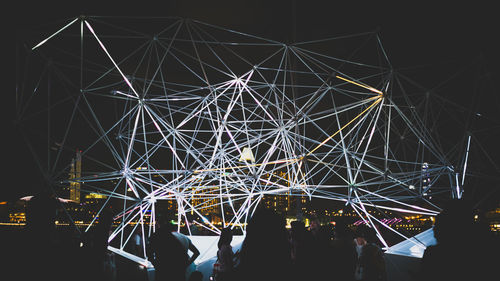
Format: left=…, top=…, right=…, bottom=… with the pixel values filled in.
left=16, top=16, right=462, bottom=265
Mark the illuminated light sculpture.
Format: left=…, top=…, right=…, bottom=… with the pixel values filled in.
left=16, top=16, right=463, bottom=266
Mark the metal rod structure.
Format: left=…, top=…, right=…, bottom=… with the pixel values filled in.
left=18, top=16, right=462, bottom=264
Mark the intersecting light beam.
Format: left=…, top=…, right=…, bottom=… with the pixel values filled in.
left=32, top=17, right=79, bottom=50
left=193, top=157, right=300, bottom=173
left=85, top=20, right=140, bottom=98
left=307, top=97, right=382, bottom=156
left=336, top=75, right=384, bottom=95
left=460, top=134, right=471, bottom=197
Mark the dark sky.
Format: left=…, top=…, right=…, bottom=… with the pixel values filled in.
left=9, top=0, right=499, bottom=65
left=4, top=0, right=500, bottom=202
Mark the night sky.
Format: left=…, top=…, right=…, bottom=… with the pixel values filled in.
left=4, top=0, right=500, bottom=206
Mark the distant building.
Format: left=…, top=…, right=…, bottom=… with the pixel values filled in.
left=68, top=150, right=82, bottom=204
left=261, top=170, right=309, bottom=216
left=191, top=186, right=220, bottom=216
left=9, top=212, right=26, bottom=224
left=484, top=206, right=500, bottom=234
left=262, top=194, right=291, bottom=214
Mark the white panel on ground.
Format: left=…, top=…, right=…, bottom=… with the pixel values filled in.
left=190, top=235, right=244, bottom=264
left=193, top=235, right=244, bottom=281
left=385, top=227, right=437, bottom=258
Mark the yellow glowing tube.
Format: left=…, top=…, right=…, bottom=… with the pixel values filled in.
left=194, top=91, right=381, bottom=174
left=306, top=97, right=382, bottom=156
left=336, top=75, right=383, bottom=95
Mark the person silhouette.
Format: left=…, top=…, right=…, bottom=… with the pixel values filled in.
left=354, top=224, right=386, bottom=281
left=171, top=223, right=201, bottom=280
left=131, top=227, right=143, bottom=257
left=147, top=216, right=190, bottom=281
left=25, top=189, right=59, bottom=245
left=214, top=227, right=235, bottom=281
left=23, top=188, right=60, bottom=281
left=289, top=220, right=311, bottom=281
left=290, top=218, right=330, bottom=281
left=419, top=199, right=496, bottom=281
left=82, top=207, right=116, bottom=281
left=234, top=208, right=292, bottom=281
left=331, top=221, right=357, bottom=281
left=309, top=215, right=321, bottom=239
left=289, top=220, right=310, bottom=267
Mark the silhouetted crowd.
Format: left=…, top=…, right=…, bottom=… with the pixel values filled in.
left=207, top=208, right=386, bottom=281
left=11, top=189, right=118, bottom=281
left=5, top=189, right=498, bottom=281
left=187, top=201, right=496, bottom=281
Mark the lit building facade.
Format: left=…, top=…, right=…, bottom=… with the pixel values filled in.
left=68, top=150, right=82, bottom=203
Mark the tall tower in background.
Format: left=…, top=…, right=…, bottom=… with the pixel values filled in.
left=69, top=150, right=82, bottom=203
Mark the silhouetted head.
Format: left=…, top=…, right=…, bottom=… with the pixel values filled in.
left=239, top=208, right=290, bottom=269
left=291, top=220, right=305, bottom=231
left=246, top=208, right=287, bottom=240
left=24, top=189, right=59, bottom=241
left=33, top=188, right=54, bottom=198
left=354, top=224, right=377, bottom=244
left=218, top=227, right=233, bottom=248
left=157, top=214, right=176, bottom=231
left=98, top=208, right=114, bottom=225
left=317, top=224, right=334, bottom=243
left=290, top=220, right=306, bottom=239
left=334, top=220, right=353, bottom=240
left=433, top=199, right=474, bottom=244
left=309, top=215, right=320, bottom=234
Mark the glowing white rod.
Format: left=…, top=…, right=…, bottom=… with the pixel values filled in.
left=84, top=20, right=140, bottom=98
left=357, top=187, right=440, bottom=215
left=108, top=245, right=153, bottom=268
left=32, top=18, right=79, bottom=50
left=460, top=135, right=471, bottom=198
